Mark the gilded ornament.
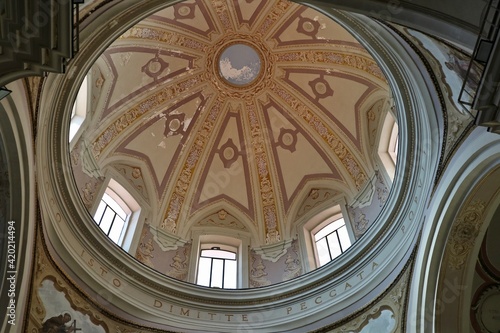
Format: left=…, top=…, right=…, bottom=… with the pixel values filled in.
left=136, top=238, right=155, bottom=268
left=161, top=100, right=223, bottom=231
left=448, top=200, right=486, bottom=270
left=218, top=209, right=227, bottom=220
left=132, top=167, right=141, bottom=179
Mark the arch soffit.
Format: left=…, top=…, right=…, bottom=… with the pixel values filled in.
left=408, top=130, right=500, bottom=332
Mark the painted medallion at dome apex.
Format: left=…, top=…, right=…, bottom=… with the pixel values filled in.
left=218, top=43, right=262, bottom=86
left=71, top=0, right=392, bottom=287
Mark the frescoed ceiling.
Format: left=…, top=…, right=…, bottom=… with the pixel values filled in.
left=74, top=0, right=391, bottom=248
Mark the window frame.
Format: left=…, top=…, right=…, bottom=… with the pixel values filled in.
left=297, top=202, right=355, bottom=271
left=377, top=111, right=399, bottom=181
left=312, top=217, right=351, bottom=267
left=93, top=191, right=130, bottom=244
left=91, top=177, right=143, bottom=252
left=69, top=74, right=89, bottom=147
left=197, top=246, right=238, bottom=289
left=189, top=230, right=250, bottom=288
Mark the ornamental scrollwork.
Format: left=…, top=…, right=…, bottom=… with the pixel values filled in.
left=448, top=200, right=486, bottom=270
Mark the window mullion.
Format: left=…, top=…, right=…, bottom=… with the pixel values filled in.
left=336, top=230, right=343, bottom=253
left=108, top=210, right=118, bottom=236
left=221, top=259, right=226, bottom=288
left=98, top=205, right=107, bottom=226
left=325, top=234, right=333, bottom=261
left=209, top=258, right=214, bottom=287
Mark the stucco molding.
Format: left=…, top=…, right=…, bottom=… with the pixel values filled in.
left=36, top=6, right=442, bottom=333
left=407, top=129, right=500, bottom=333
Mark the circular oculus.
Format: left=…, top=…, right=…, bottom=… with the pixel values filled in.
left=218, top=43, right=262, bottom=86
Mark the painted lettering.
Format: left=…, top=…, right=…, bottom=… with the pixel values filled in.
left=99, top=266, right=108, bottom=277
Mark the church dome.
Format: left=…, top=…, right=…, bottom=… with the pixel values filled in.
left=68, top=0, right=394, bottom=287
left=35, top=0, right=440, bottom=331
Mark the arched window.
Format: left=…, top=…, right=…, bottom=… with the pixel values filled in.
left=69, top=75, right=88, bottom=143
left=197, top=246, right=237, bottom=289
left=313, top=217, right=351, bottom=267
left=94, top=191, right=129, bottom=244
left=93, top=179, right=140, bottom=250
left=378, top=111, right=399, bottom=180
left=388, top=122, right=399, bottom=164
left=297, top=203, right=355, bottom=271
left=189, top=231, right=250, bottom=288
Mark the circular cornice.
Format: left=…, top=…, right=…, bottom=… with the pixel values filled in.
left=36, top=3, right=442, bottom=332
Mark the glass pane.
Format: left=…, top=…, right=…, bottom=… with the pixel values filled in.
left=103, top=193, right=127, bottom=220
left=315, top=223, right=334, bottom=241
left=211, top=259, right=224, bottom=288
left=331, top=218, right=345, bottom=231
left=337, top=225, right=351, bottom=252
left=224, top=260, right=237, bottom=289
left=315, top=218, right=345, bottom=240
left=69, top=116, right=84, bottom=142
left=93, top=201, right=106, bottom=225
left=108, top=218, right=125, bottom=244
left=327, top=233, right=342, bottom=259
left=197, top=257, right=211, bottom=287
left=316, top=238, right=331, bottom=266
left=99, top=207, right=115, bottom=234
left=201, top=249, right=236, bottom=260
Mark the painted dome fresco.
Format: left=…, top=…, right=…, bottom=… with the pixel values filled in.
left=69, top=0, right=394, bottom=288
